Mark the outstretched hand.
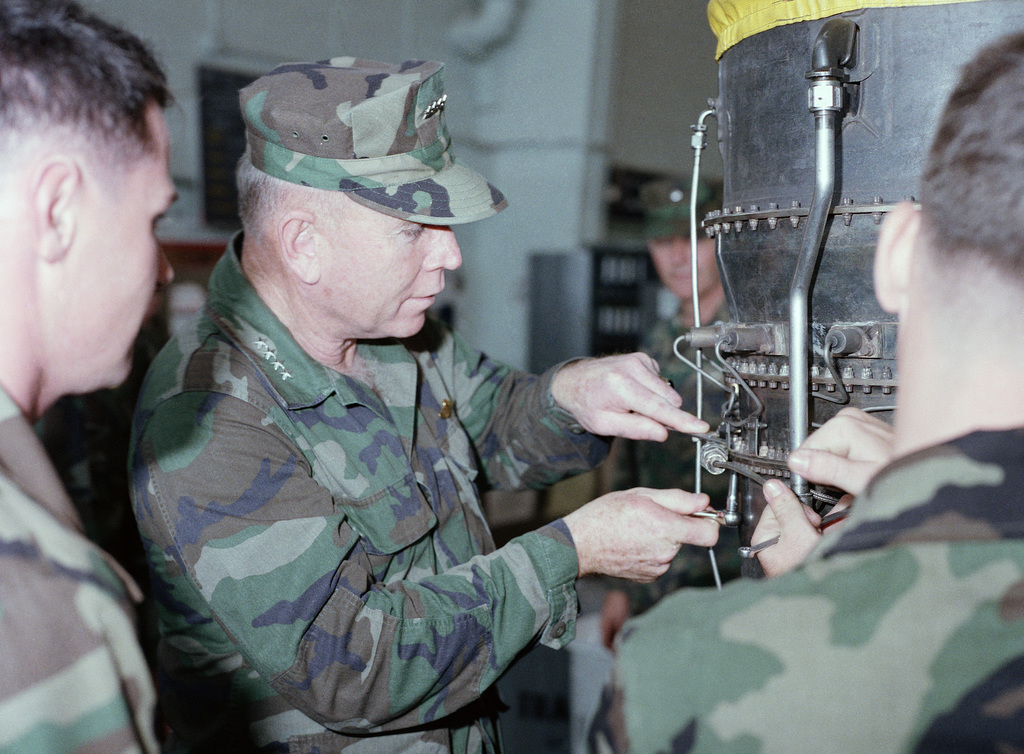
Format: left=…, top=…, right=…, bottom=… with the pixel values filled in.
left=563, top=487, right=719, bottom=582
left=550, top=353, right=710, bottom=441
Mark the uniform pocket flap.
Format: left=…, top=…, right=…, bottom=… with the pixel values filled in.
left=340, top=473, right=436, bottom=555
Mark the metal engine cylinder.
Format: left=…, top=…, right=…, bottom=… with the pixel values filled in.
left=703, top=1, right=1024, bottom=549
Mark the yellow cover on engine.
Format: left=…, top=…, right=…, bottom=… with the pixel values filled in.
left=707, top=0, right=984, bottom=58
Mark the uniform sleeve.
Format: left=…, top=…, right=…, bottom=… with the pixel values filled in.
left=132, top=390, right=581, bottom=734
left=0, top=495, right=157, bottom=752
left=440, top=327, right=611, bottom=491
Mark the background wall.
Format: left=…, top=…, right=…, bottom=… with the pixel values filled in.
left=610, top=0, right=722, bottom=178
left=82, top=0, right=720, bottom=369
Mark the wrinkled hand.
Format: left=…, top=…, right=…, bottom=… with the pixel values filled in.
left=563, top=487, right=719, bottom=582
left=550, top=354, right=709, bottom=441
left=788, top=407, right=894, bottom=495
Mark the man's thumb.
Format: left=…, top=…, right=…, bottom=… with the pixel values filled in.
left=763, top=479, right=804, bottom=524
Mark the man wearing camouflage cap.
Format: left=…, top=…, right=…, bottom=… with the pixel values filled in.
left=592, top=31, right=1024, bottom=753
left=130, top=57, right=719, bottom=751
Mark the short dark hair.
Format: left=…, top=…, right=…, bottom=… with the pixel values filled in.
left=0, top=0, right=169, bottom=159
left=921, top=32, right=1024, bottom=278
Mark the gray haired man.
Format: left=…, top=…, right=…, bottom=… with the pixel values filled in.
left=130, top=58, right=719, bottom=751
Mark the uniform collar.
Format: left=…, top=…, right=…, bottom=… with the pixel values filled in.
left=0, top=386, right=143, bottom=601
left=817, top=428, right=1024, bottom=560
left=206, top=233, right=418, bottom=412
left=0, top=386, right=84, bottom=535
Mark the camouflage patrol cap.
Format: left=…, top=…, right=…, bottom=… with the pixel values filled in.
left=641, top=178, right=722, bottom=239
left=239, top=57, right=507, bottom=225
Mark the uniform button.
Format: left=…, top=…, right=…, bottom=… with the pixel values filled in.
left=551, top=622, right=566, bottom=638
left=569, top=424, right=586, bottom=435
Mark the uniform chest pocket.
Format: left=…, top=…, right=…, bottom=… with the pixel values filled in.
left=338, top=472, right=437, bottom=555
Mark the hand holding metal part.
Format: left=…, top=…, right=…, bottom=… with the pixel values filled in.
left=739, top=506, right=850, bottom=559
left=787, top=406, right=894, bottom=497
left=684, top=406, right=892, bottom=570
left=563, top=487, right=720, bottom=582
left=747, top=479, right=853, bottom=576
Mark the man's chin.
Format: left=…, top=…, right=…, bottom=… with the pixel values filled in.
left=89, top=354, right=134, bottom=393
left=390, top=314, right=428, bottom=339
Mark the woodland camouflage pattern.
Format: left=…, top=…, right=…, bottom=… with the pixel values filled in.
left=241, top=57, right=507, bottom=224
left=591, top=428, right=1024, bottom=752
left=0, top=388, right=158, bottom=752
left=130, top=237, right=609, bottom=752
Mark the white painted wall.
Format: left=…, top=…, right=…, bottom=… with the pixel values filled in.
left=82, top=0, right=718, bottom=369
left=609, top=0, right=722, bottom=178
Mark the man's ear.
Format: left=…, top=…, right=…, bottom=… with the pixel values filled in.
left=34, top=157, right=82, bottom=263
left=874, top=201, right=921, bottom=315
left=278, top=210, right=321, bottom=285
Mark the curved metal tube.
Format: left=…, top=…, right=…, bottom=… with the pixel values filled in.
left=788, top=19, right=855, bottom=502
left=689, top=108, right=727, bottom=587
left=689, top=109, right=717, bottom=440
left=689, top=109, right=716, bottom=335
left=789, top=100, right=839, bottom=501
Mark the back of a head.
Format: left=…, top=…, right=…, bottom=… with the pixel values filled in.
left=921, top=32, right=1024, bottom=282
left=0, top=0, right=169, bottom=161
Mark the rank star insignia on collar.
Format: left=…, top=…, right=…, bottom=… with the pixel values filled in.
left=253, top=338, right=293, bottom=381
left=423, top=93, right=447, bottom=119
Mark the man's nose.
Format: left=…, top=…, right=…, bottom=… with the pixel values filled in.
left=425, top=227, right=462, bottom=271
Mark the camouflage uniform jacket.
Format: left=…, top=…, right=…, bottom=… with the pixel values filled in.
left=130, top=236, right=608, bottom=753
left=592, top=428, right=1024, bottom=752
left=0, top=388, right=158, bottom=753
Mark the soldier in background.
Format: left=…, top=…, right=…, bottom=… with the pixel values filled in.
left=591, top=30, right=1024, bottom=752
left=600, top=178, right=741, bottom=649
left=0, top=0, right=174, bottom=749
left=129, top=58, right=721, bottom=751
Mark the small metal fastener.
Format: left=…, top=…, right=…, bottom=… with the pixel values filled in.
left=439, top=398, right=453, bottom=419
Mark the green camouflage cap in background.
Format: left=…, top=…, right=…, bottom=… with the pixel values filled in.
left=239, top=57, right=507, bottom=225
left=641, top=177, right=722, bottom=240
